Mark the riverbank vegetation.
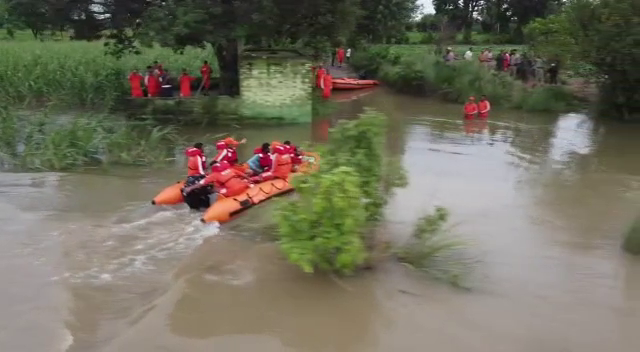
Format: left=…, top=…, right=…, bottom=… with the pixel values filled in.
left=0, top=41, right=214, bottom=109
left=350, top=46, right=577, bottom=112
left=0, top=107, right=181, bottom=170
left=275, top=109, right=468, bottom=284
left=524, top=0, right=640, bottom=120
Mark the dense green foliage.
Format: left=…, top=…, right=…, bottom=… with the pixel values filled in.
left=525, top=0, right=640, bottom=119
left=0, top=106, right=181, bottom=170
left=275, top=109, right=401, bottom=274
left=412, top=0, right=563, bottom=45
left=323, top=109, right=388, bottom=220
left=275, top=166, right=368, bottom=274
left=351, top=46, right=577, bottom=112
left=622, top=217, right=640, bottom=256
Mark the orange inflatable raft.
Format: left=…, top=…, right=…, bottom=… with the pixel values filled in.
left=331, top=78, right=379, bottom=90
left=151, top=152, right=320, bottom=223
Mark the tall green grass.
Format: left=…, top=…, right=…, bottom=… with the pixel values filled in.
left=351, top=46, right=577, bottom=112
left=0, top=41, right=216, bottom=109
left=396, top=207, right=470, bottom=287
left=0, top=106, right=182, bottom=170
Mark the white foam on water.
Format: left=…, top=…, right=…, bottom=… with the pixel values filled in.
left=59, top=206, right=221, bottom=284
left=201, top=262, right=255, bottom=286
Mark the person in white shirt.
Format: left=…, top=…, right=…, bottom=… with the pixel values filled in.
left=346, top=48, right=351, bottom=63
left=464, top=47, right=473, bottom=61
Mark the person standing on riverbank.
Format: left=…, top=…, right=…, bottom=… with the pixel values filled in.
left=464, top=47, right=473, bottom=60
left=147, top=70, right=160, bottom=97
left=128, top=69, right=144, bottom=98
left=478, top=96, right=491, bottom=119
left=463, top=97, right=478, bottom=120
left=346, top=48, right=352, bottom=63
left=336, top=47, right=345, bottom=67
left=200, top=60, right=212, bottom=95
left=179, top=69, right=195, bottom=97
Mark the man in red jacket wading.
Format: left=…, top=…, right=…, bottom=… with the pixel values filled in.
left=463, top=96, right=478, bottom=120
left=477, top=95, right=491, bottom=119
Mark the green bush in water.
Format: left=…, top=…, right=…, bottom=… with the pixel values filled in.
left=275, top=109, right=408, bottom=275
left=275, top=166, right=368, bottom=274
left=396, top=207, right=469, bottom=287
left=350, top=46, right=577, bottom=112
left=0, top=106, right=181, bottom=170
left=622, top=217, right=640, bottom=256
left=324, top=108, right=388, bottom=221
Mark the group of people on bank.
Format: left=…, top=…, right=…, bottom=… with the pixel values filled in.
left=127, top=60, right=214, bottom=98
left=445, top=47, right=561, bottom=85
left=181, top=137, right=303, bottom=209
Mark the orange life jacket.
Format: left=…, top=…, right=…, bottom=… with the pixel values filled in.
left=207, top=169, right=249, bottom=196
left=185, top=147, right=206, bottom=176
left=271, top=152, right=292, bottom=179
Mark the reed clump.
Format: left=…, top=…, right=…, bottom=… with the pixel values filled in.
left=0, top=106, right=182, bottom=171
left=350, top=46, right=577, bottom=112
left=0, top=41, right=216, bottom=109
left=396, top=206, right=470, bottom=287
left=622, top=217, right=640, bottom=256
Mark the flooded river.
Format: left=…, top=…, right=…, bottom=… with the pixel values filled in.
left=1, top=88, right=640, bottom=351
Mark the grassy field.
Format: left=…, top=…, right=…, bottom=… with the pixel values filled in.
left=0, top=35, right=216, bottom=109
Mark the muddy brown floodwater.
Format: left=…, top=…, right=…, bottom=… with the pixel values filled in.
left=1, top=88, right=640, bottom=352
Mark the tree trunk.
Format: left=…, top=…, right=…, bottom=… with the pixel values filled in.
left=463, top=22, right=473, bottom=43
left=214, top=39, right=240, bottom=97
left=31, top=28, right=39, bottom=39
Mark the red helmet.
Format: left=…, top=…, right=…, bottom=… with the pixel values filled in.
left=215, top=140, right=226, bottom=150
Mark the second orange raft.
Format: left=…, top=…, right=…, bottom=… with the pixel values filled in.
left=331, top=78, right=379, bottom=90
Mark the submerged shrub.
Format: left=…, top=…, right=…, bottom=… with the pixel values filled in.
left=275, top=166, right=368, bottom=274
left=0, top=107, right=182, bottom=170
left=275, top=109, right=407, bottom=274
left=623, top=217, right=640, bottom=256
left=396, top=207, right=469, bottom=287
left=324, top=108, right=388, bottom=221
left=351, top=46, right=577, bottom=112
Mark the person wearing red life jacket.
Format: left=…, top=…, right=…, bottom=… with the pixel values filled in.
left=283, top=140, right=303, bottom=170
left=128, top=69, right=144, bottom=98
left=213, top=137, right=246, bottom=166
left=183, top=160, right=252, bottom=199
left=147, top=70, right=161, bottom=97
left=186, top=143, right=207, bottom=177
left=336, top=47, right=345, bottom=67
left=463, top=96, right=478, bottom=120
left=200, top=60, right=212, bottom=95
left=322, top=73, right=333, bottom=98
left=477, top=95, right=491, bottom=119
left=179, top=69, right=195, bottom=97
left=247, top=143, right=272, bottom=175
left=316, top=65, right=327, bottom=88
left=181, top=143, right=210, bottom=209
left=250, top=142, right=292, bottom=183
